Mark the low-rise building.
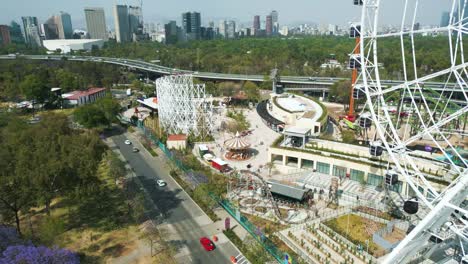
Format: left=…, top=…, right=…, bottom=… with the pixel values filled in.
left=43, top=39, right=105, bottom=53
left=167, top=134, right=187, bottom=150
left=268, top=138, right=450, bottom=197
left=62, top=87, right=107, bottom=106
left=269, top=93, right=327, bottom=136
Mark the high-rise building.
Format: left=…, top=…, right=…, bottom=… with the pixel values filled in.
left=129, top=5, right=144, bottom=41
left=271, top=10, right=278, bottom=24
left=182, top=12, right=201, bottom=40
left=219, top=20, right=227, bottom=38
left=226, top=20, right=236, bottom=39
left=85, top=7, right=108, bottom=40
left=42, top=16, right=59, bottom=40
left=22, top=16, right=41, bottom=46
left=9, top=21, right=24, bottom=43
left=253, top=15, right=260, bottom=31
left=56, top=12, right=73, bottom=39
left=0, top=25, right=11, bottom=46
left=114, top=5, right=130, bottom=42
left=440, top=11, right=450, bottom=27
left=164, top=20, right=178, bottom=44
left=270, top=11, right=279, bottom=35
left=266, top=15, right=273, bottom=36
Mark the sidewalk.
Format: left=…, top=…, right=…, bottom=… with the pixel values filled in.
left=126, top=130, right=252, bottom=263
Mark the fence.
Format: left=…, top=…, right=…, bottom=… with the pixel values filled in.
left=276, top=231, right=316, bottom=264
left=213, top=195, right=296, bottom=264
left=372, top=220, right=406, bottom=251
left=136, top=120, right=292, bottom=264
left=319, top=223, right=378, bottom=263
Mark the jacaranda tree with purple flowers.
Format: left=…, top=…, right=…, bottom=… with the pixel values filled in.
left=0, top=226, right=79, bottom=264
left=0, top=245, right=79, bottom=264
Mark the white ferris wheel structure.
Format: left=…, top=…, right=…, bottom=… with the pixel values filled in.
left=351, top=0, right=468, bottom=263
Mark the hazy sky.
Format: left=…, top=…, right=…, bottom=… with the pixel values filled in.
left=0, top=0, right=451, bottom=30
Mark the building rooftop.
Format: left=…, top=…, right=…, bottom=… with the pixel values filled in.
left=43, top=39, right=104, bottom=45
left=276, top=95, right=323, bottom=122
left=284, top=126, right=311, bottom=136
left=267, top=179, right=308, bottom=201
left=167, top=134, right=187, bottom=141
left=63, top=87, right=106, bottom=100
left=137, top=97, right=158, bottom=110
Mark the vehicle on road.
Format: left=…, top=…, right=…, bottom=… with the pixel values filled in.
left=124, top=140, right=132, bottom=145
left=132, top=147, right=139, bottom=153
left=199, top=237, right=215, bottom=251
left=156, top=180, right=167, bottom=187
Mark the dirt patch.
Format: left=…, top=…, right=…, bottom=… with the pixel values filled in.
left=383, top=227, right=406, bottom=243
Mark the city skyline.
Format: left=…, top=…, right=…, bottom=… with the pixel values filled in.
left=0, top=0, right=451, bottom=30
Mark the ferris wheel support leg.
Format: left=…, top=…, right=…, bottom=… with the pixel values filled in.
left=383, top=175, right=468, bottom=264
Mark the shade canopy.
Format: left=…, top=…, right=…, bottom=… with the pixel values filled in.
left=224, top=131, right=251, bottom=150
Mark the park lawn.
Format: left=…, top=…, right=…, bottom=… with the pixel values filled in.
left=324, top=214, right=385, bottom=256
left=18, top=152, right=175, bottom=263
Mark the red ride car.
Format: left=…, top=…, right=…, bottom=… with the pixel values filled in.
left=199, top=237, right=215, bottom=251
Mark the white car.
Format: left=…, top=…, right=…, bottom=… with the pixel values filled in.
left=156, top=180, right=167, bottom=187
left=124, top=140, right=132, bottom=145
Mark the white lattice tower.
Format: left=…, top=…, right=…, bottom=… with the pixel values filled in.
left=156, top=74, right=214, bottom=137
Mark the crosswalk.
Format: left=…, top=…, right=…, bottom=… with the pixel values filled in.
left=234, top=253, right=250, bottom=264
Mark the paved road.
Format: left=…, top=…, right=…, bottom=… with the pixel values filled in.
left=110, top=132, right=241, bottom=264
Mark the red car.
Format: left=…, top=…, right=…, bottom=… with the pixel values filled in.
left=199, top=237, right=215, bottom=251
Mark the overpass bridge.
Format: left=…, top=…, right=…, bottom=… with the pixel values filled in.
left=0, top=54, right=463, bottom=98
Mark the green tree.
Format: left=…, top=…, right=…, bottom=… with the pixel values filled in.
left=243, top=81, right=260, bottom=102
left=97, top=96, right=121, bottom=125
left=260, top=75, right=272, bottom=90
left=0, top=118, right=35, bottom=234
left=74, top=104, right=108, bottom=128
left=73, top=96, right=120, bottom=128
left=20, top=74, right=49, bottom=103
left=329, top=80, right=351, bottom=109
left=108, top=151, right=127, bottom=182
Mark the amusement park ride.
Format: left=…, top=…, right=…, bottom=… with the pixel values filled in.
left=350, top=0, right=468, bottom=263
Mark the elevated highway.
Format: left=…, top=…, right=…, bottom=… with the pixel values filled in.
left=0, top=54, right=462, bottom=95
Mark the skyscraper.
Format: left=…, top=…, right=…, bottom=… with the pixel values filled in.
left=219, top=20, right=227, bottom=38
left=21, top=16, right=41, bottom=46
left=164, top=20, right=178, bottom=44
left=114, top=5, right=130, bottom=42
left=129, top=5, right=144, bottom=40
left=56, top=12, right=73, bottom=39
left=440, top=11, right=450, bottom=27
left=271, top=11, right=279, bottom=35
left=226, top=21, right=236, bottom=39
left=253, top=15, right=260, bottom=36
left=253, top=15, right=260, bottom=31
left=85, top=7, right=108, bottom=40
left=266, top=15, right=273, bottom=36
left=0, top=25, right=11, bottom=46
left=42, top=16, right=59, bottom=40
left=182, top=12, right=201, bottom=40
left=9, top=21, right=24, bottom=44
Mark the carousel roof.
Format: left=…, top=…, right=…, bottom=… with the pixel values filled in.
left=224, top=131, right=251, bottom=150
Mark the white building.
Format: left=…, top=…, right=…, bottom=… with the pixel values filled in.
left=279, top=26, right=289, bottom=36
left=42, top=39, right=105, bottom=53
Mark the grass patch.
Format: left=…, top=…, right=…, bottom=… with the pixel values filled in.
left=142, top=143, right=158, bottom=156
left=324, top=214, right=384, bottom=256
left=19, top=152, right=174, bottom=263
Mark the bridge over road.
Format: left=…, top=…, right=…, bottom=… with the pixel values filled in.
left=0, top=54, right=462, bottom=99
